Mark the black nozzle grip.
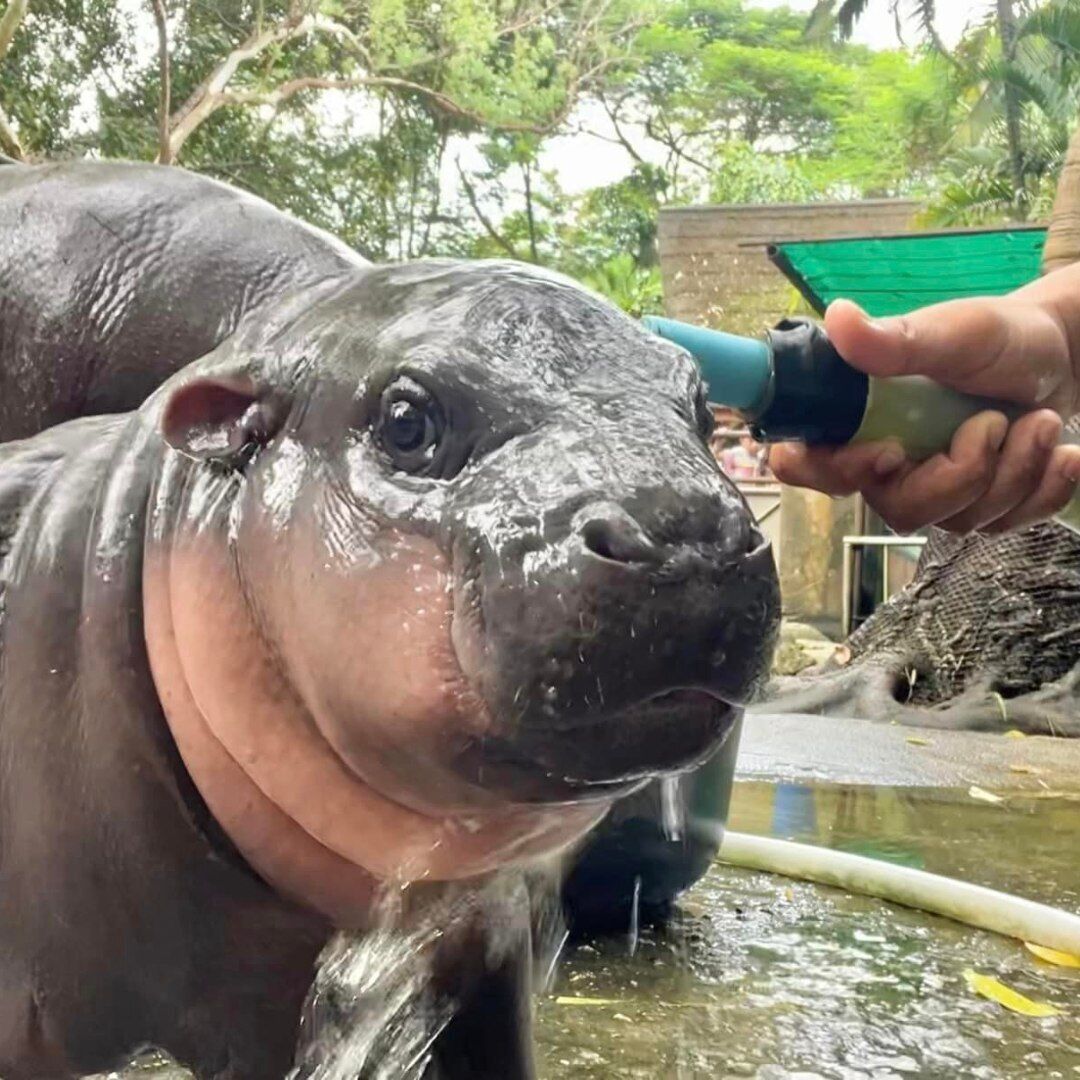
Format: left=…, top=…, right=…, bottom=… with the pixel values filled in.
left=750, top=318, right=869, bottom=445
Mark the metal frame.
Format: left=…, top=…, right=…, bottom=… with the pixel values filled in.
left=841, top=534, right=927, bottom=638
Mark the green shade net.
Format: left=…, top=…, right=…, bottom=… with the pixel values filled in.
left=768, top=227, right=1047, bottom=319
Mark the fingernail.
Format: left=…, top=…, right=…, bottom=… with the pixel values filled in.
left=874, top=447, right=906, bottom=476
left=986, top=418, right=1009, bottom=454
left=1037, top=415, right=1062, bottom=451
left=1060, top=450, right=1080, bottom=484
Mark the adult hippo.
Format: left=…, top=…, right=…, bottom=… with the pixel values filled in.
left=0, top=161, right=779, bottom=1079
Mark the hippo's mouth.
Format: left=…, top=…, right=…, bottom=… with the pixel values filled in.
left=446, top=687, right=740, bottom=802
left=447, top=549, right=743, bottom=801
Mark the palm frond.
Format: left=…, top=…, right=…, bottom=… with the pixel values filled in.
left=836, top=0, right=872, bottom=38
left=1020, top=3, right=1080, bottom=58
left=913, top=0, right=943, bottom=49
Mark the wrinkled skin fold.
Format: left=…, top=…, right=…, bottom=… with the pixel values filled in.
left=0, top=161, right=780, bottom=1079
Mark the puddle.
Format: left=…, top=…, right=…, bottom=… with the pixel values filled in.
left=102, top=781, right=1080, bottom=1079
left=537, top=781, right=1080, bottom=1079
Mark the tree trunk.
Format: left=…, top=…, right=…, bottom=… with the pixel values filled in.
left=1043, top=121, right=1080, bottom=274
left=761, top=115, right=1080, bottom=737
left=996, top=0, right=1027, bottom=220
left=523, top=161, right=539, bottom=264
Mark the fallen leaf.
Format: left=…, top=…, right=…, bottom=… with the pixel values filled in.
left=1025, top=942, right=1080, bottom=968
left=905, top=737, right=930, bottom=747
left=555, top=996, right=624, bottom=1007
left=963, top=970, right=1061, bottom=1017
left=992, top=692, right=1009, bottom=724
left=1004, top=729, right=1027, bottom=740
left=969, top=785, right=1005, bottom=804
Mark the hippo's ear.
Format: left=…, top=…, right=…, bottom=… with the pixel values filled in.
left=161, top=376, right=286, bottom=466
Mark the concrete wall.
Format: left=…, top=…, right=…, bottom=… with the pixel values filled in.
left=657, top=199, right=921, bottom=337
left=658, top=199, right=921, bottom=633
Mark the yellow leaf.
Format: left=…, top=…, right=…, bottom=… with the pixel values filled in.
left=1004, top=729, right=1027, bottom=739
left=554, top=996, right=624, bottom=1006
left=969, top=785, right=1004, bottom=804
left=1025, top=942, right=1080, bottom=968
left=963, top=970, right=1061, bottom=1017
left=906, top=736, right=930, bottom=746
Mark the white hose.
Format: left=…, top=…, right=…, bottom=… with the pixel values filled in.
left=719, top=831, right=1080, bottom=956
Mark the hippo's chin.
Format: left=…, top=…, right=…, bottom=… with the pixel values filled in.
left=446, top=690, right=740, bottom=803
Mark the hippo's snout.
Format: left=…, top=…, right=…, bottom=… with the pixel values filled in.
left=448, top=468, right=780, bottom=801
left=567, top=494, right=776, bottom=706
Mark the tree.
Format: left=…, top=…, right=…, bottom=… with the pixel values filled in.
left=570, top=0, right=958, bottom=237
left=0, top=0, right=27, bottom=157
left=925, top=1, right=1080, bottom=224
left=808, top=0, right=946, bottom=51
left=0, top=1, right=643, bottom=164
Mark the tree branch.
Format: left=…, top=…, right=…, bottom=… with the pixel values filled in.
left=163, top=1, right=625, bottom=162
left=0, top=0, right=28, bottom=160
left=455, top=158, right=518, bottom=259
left=165, top=10, right=316, bottom=158
left=598, top=91, right=645, bottom=164
left=151, top=0, right=173, bottom=164
left=0, top=0, right=28, bottom=65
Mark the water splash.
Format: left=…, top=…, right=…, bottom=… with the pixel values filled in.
left=627, top=875, right=641, bottom=958
left=660, top=776, right=685, bottom=841
left=289, top=872, right=549, bottom=1080
left=288, top=890, right=452, bottom=1080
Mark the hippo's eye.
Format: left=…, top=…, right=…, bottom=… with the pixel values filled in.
left=376, top=377, right=445, bottom=472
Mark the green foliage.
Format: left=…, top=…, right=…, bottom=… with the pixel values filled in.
left=581, top=253, right=664, bottom=317
left=2, top=0, right=1070, bottom=303
left=0, top=1, right=134, bottom=155
left=565, top=164, right=668, bottom=268
left=708, top=140, right=819, bottom=204
left=924, top=0, right=1080, bottom=225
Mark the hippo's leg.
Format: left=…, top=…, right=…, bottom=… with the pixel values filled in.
left=424, top=887, right=535, bottom=1080
left=0, top=979, right=75, bottom=1080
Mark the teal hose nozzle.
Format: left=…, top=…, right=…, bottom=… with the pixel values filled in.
left=643, top=315, right=869, bottom=444
left=644, top=313, right=1080, bottom=537
left=642, top=316, right=774, bottom=414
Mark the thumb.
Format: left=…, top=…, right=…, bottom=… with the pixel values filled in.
left=822, top=299, right=917, bottom=379
left=823, top=296, right=1070, bottom=410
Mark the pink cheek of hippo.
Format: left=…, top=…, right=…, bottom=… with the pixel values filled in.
left=282, top=525, right=493, bottom=764
left=144, top=532, right=607, bottom=900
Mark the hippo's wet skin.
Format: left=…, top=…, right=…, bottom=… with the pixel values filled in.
left=0, top=162, right=780, bottom=1079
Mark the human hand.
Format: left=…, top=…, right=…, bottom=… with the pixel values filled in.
left=768, top=285, right=1080, bottom=534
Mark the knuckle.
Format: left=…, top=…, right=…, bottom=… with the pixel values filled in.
left=870, top=499, right=916, bottom=535
left=958, top=456, right=995, bottom=493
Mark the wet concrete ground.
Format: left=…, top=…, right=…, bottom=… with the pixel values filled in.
left=739, top=712, right=1080, bottom=793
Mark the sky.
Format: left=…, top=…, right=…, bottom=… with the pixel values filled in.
left=751, top=0, right=986, bottom=49
left=539, top=0, right=992, bottom=193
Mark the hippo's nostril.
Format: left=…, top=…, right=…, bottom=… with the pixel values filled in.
left=578, top=506, right=663, bottom=566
